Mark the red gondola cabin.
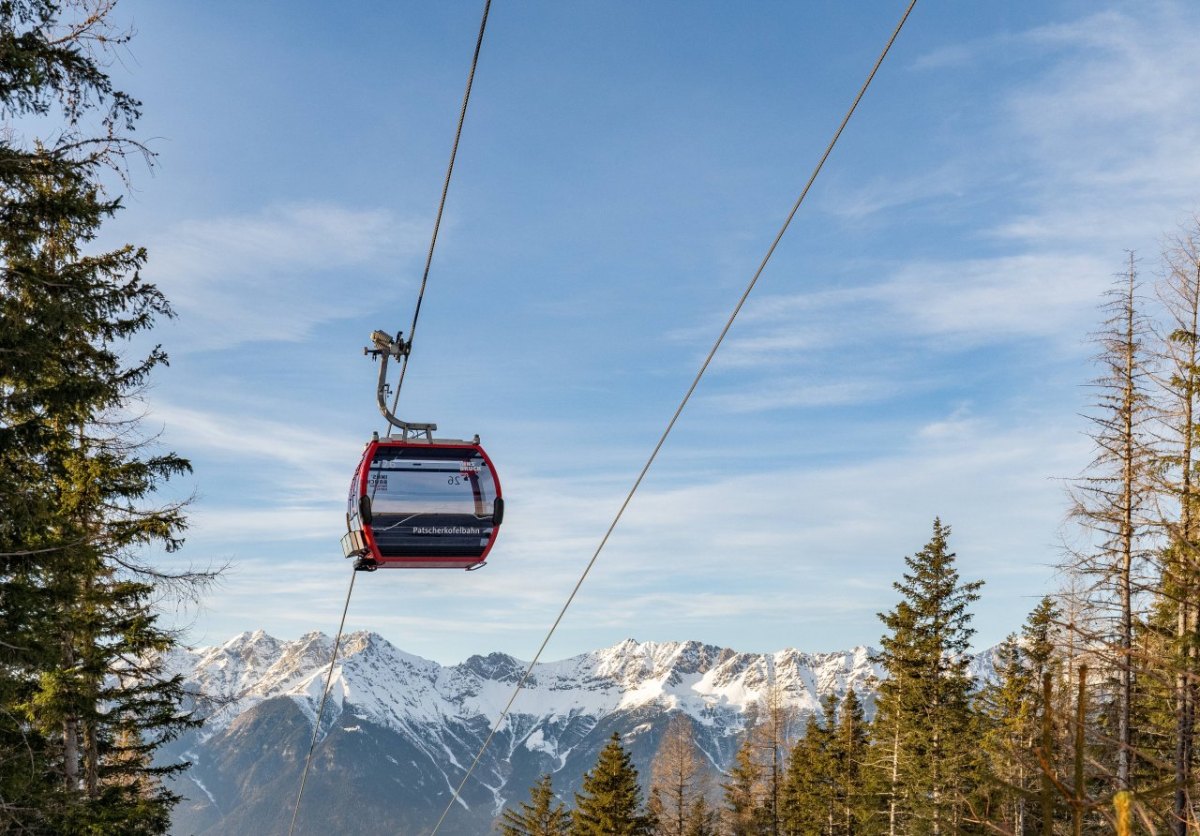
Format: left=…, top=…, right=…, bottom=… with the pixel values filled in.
left=342, top=437, right=503, bottom=569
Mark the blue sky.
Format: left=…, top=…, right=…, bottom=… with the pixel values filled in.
left=96, top=0, right=1200, bottom=663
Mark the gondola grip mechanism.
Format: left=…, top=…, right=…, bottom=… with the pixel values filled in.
left=364, top=328, right=436, bottom=440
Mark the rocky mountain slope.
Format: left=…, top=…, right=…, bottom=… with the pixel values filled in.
left=160, top=631, right=939, bottom=835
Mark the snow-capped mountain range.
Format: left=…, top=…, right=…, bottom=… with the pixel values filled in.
left=162, top=631, right=990, bottom=836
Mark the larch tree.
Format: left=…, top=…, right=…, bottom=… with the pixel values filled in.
left=498, top=773, right=571, bottom=836
left=571, top=733, right=654, bottom=836
left=755, top=675, right=798, bottom=836
left=683, top=794, right=719, bottom=836
left=0, top=1, right=212, bottom=831
left=648, top=713, right=711, bottom=836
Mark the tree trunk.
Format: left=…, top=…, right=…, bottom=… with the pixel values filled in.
left=62, top=631, right=79, bottom=792
left=887, top=722, right=899, bottom=836
left=1171, top=259, right=1200, bottom=834
left=1117, top=254, right=1137, bottom=792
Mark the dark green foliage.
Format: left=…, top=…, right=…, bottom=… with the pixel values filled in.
left=572, top=734, right=653, bottom=836
left=871, top=519, right=983, bottom=834
left=499, top=773, right=571, bottom=836
left=780, top=706, right=835, bottom=835
left=780, top=690, right=871, bottom=836
left=832, top=689, right=871, bottom=835
left=0, top=2, right=204, bottom=832
left=721, top=734, right=762, bottom=836
left=976, top=633, right=1037, bottom=833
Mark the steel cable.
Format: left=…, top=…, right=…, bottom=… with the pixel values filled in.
left=287, top=567, right=358, bottom=836
left=427, top=1, right=919, bottom=832
left=389, top=0, right=493, bottom=429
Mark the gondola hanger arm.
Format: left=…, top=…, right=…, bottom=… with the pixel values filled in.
left=364, top=329, right=436, bottom=440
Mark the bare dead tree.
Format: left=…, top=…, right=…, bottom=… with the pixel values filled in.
left=1066, top=254, right=1157, bottom=794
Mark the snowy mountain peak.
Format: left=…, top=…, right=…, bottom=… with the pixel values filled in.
left=170, top=631, right=888, bottom=746
left=163, top=633, right=1001, bottom=835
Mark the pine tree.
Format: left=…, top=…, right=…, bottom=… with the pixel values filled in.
left=572, top=733, right=653, bottom=836
left=499, top=773, right=571, bottom=836
left=0, top=2, right=211, bottom=831
left=871, top=519, right=983, bottom=835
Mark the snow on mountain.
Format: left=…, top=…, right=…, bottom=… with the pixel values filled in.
left=162, top=633, right=991, bottom=835
left=169, top=631, right=882, bottom=746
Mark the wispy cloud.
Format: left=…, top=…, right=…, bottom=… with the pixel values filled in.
left=999, top=4, right=1200, bottom=247
left=876, top=253, right=1107, bottom=344
left=176, top=406, right=1087, bottom=658
left=708, top=250, right=1105, bottom=379
left=705, top=378, right=900, bottom=413
left=823, top=164, right=970, bottom=222
left=709, top=2, right=1200, bottom=374
left=144, top=203, right=427, bottom=349
left=149, top=404, right=359, bottom=498
left=142, top=404, right=359, bottom=556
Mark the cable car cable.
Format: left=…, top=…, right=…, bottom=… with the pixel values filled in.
left=389, top=0, right=493, bottom=425
left=426, top=2, right=919, bottom=832
left=287, top=5, right=494, bottom=832
left=287, top=568, right=359, bottom=836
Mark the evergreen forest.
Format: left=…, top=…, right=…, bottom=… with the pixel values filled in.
left=4, top=2, right=1200, bottom=835
left=1, top=2, right=215, bottom=832
left=500, top=491, right=1200, bottom=834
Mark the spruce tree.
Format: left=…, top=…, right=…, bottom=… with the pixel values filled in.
left=871, top=519, right=983, bottom=835
left=0, top=2, right=208, bottom=831
left=722, top=731, right=764, bottom=836
left=572, top=733, right=653, bottom=836
left=499, top=773, right=571, bottom=836
left=779, top=706, right=834, bottom=836
left=977, top=634, right=1035, bottom=833
left=871, top=601, right=917, bottom=836
left=832, top=689, right=870, bottom=835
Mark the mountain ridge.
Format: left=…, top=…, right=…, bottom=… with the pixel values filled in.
left=163, top=631, right=987, bottom=835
